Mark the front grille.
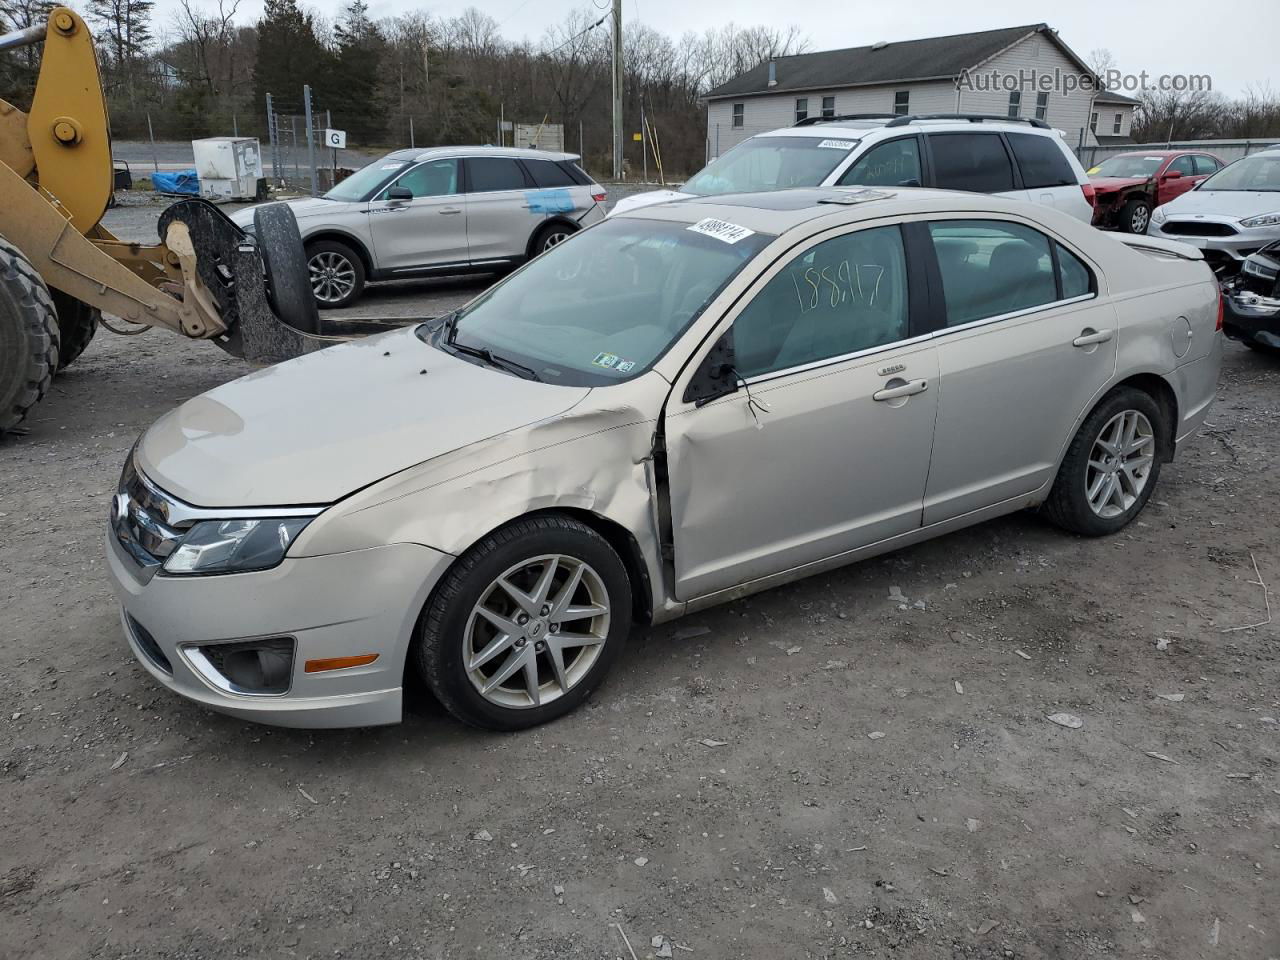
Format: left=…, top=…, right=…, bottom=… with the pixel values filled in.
left=127, top=615, right=173, bottom=674
left=1162, top=221, right=1238, bottom=238
left=111, top=457, right=193, bottom=578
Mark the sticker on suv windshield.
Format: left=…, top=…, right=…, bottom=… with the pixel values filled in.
left=817, top=139, right=857, bottom=150
left=687, top=218, right=756, bottom=244
left=591, top=353, right=637, bottom=374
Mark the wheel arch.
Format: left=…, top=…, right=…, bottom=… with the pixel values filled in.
left=302, top=230, right=374, bottom=273
left=1110, top=371, right=1179, bottom=460
left=525, top=217, right=579, bottom=260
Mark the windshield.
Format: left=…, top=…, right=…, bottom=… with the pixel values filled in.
left=1089, top=155, right=1164, bottom=178
left=682, top=136, right=858, bottom=196
left=323, top=156, right=410, bottom=201
left=425, top=218, right=773, bottom=386
left=1199, top=154, right=1280, bottom=192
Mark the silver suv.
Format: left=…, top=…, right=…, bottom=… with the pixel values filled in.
left=234, top=147, right=607, bottom=308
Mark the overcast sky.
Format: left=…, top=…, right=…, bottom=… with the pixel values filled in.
left=153, top=0, right=1278, bottom=98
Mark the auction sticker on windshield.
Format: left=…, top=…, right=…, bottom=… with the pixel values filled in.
left=687, top=218, right=756, bottom=244
left=817, top=139, right=857, bottom=150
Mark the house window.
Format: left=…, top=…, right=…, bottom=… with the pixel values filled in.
left=732, top=103, right=744, bottom=128
left=1090, top=111, right=1098, bottom=133
left=1112, top=112, right=1123, bottom=135
left=893, top=90, right=910, bottom=116
left=795, top=98, right=808, bottom=123
left=1007, top=91, right=1021, bottom=118
left=1035, top=92, right=1049, bottom=121
left=822, top=96, right=835, bottom=119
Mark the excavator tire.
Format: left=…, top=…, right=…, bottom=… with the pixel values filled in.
left=0, top=236, right=59, bottom=435
left=51, top=290, right=99, bottom=371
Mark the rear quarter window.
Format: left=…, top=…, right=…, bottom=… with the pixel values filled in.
left=1007, top=133, right=1077, bottom=188
left=525, top=159, right=578, bottom=188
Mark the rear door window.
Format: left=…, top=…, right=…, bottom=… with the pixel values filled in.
left=466, top=157, right=530, bottom=193
left=927, top=220, right=1058, bottom=325
left=524, top=159, right=577, bottom=188
left=838, top=138, right=922, bottom=187
left=927, top=133, right=1016, bottom=193
left=1006, top=133, right=1076, bottom=188
left=1193, top=155, right=1221, bottom=176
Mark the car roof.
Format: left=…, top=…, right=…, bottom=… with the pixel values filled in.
left=384, top=145, right=579, bottom=163
left=616, top=186, right=1040, bottom=235
left=1106, top=150, right=1192, bottom=159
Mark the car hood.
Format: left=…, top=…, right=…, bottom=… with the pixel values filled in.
left=1090, top=176, right=1148, bottom=192
left=136, top=326, right=591, bottom=508
left=230, top=196, right=359, bottom=229
left=609, top=189, right=693, bottom=216
left=1160, top=190, right=1280, bottom=220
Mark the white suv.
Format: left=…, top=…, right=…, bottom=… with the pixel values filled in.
left=613, top=113, right=1093, bottom=223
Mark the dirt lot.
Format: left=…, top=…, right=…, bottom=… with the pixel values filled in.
left=1, top=204, right=1278, bottom=959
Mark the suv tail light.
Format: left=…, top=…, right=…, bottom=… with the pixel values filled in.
left=1216, top=289, right=1224, bottom=331
left=592, top=191, right=607, bottom=203
left=1081, top=182, right=1096, bottom=207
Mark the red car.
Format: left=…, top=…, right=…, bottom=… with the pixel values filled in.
left=1087, top=150, right=1225, bottom=234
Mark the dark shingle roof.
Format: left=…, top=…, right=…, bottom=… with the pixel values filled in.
left=706, top=23, right=1087, bottom=100
left=1094, top=90, right=1141, bottom=106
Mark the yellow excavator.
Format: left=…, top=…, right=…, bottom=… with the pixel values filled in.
left=0, top=7, right=329, bottom=434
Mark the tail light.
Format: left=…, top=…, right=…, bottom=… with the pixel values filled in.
left=1081, top=182, right=1096, bottom=208
left=591, top=191, right=608, bottom=203
left=1216, top=289, right=1224, bottom=331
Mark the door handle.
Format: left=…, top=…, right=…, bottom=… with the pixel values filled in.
left=873, top=378, right=928, bottom=402
left=1072, top=328, right=1114, bottom=347
left=438, top=206, right=462, bottom=215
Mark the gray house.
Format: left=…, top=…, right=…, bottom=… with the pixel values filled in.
left=704, top=23, right=1140, bottom=157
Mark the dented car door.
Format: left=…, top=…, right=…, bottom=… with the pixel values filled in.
left=662, top=223, right=939, bottom=601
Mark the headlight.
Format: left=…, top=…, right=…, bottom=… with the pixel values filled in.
left=163, top=517, right=312, bottom=575
left=1241, top=212, right=1280, bottom=228
left=1151, top=206, right=1168, bottom=224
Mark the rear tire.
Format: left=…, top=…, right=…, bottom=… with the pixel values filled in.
left=0, top=236, right=59, bottom=434
left=1120, top=197, right=1151, bottom=235
left=414, top=515, right=632, bottom=731
left=305, top=239, right=365, bottom=309
left=532, top=222, right=577, bottom=257
left=1043, top=387, right=1166, bottom=536
left=253, top=203, right=320, bottom=334
left=50, top=290, right=99, bottom=371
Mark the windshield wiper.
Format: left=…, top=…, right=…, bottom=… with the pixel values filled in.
left=450, top=339, right=542, bottom=382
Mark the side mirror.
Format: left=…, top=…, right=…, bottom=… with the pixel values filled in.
left=387, top=185, right=413, bottom=201
left=1163, top=169, right=1183, bottom=180
left=683, top=331, right=738, bottom=406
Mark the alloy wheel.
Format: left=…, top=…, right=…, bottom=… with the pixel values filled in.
left=1085, top=409, right=1155, bottom=518
left=1130, top=205, right=1150, bottom=234
left=463, top=554, right=611, bottom=709
left=542, top=230, right=572, bottom=252
left=308, top=251, right=357, bottom=304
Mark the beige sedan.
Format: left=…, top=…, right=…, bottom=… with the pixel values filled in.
left=107, top=187, right=1222, bottom=730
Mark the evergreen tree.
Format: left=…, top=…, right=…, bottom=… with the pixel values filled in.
left=329, top=0, right=385, bottom=143
left=87, top=0, right=154, bottom=102
left=252, top=0, right=331, bottom=119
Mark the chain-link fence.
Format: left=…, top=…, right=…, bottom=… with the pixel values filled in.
left=264, top=87, right=349, bottom=195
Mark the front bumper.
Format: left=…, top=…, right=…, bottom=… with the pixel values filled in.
left=1148, top=219, right=1280, bottom=271
left=1223, top=291, right=1280, bottom=347
left=107, top=533, right=454, bottom=728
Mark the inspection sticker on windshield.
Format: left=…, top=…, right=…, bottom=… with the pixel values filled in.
left=816, top=139, right=857, bottom=150
left=687, top=218, right=755, bottom=244
left=592, top=352, right=635, bottom=373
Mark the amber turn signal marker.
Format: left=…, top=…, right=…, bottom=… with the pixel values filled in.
left=304, top=653, right=379, bottom=673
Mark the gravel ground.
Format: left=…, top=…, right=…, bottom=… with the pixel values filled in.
left=1, top=199, right=1278, bottom=959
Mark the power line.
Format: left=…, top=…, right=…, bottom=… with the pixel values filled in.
left=542, top=13, right=607, bottom=58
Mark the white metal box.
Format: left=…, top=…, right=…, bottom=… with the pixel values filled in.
left=191, top=137, right=263, bottom=201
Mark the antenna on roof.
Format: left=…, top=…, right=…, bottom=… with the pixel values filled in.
left=767, top=59, right=777, bottom=87
left=870, top=41, right=888, bottom=50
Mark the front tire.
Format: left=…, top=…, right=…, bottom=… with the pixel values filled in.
left=1043, top=387, right=1166, bottom=536
left=414, top=516, right=632, bottom=730
left=0, top=236, right=59, bottom=434
left=305, top=239, right=365, bottom=309
left=1121, top=198, right=1151, bottom=235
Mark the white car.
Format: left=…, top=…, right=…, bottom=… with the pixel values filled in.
left=109, top=188, right=1220, bottom=731
left=612, top=113, right=1094, bottom=224
left=1149, top=150, right=1280, bottom=274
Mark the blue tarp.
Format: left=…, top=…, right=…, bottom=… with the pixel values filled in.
left=151, top=169, right=199, bottom=196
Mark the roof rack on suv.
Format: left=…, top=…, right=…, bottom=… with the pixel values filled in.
left=884, top=113, right=1051, bottom=129
left=793, top=113, right=899, bottom=127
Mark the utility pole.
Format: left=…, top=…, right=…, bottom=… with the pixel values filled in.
left=611, top=0, right=623, bottom=180
left=303, top=84, right=318, bottom=197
